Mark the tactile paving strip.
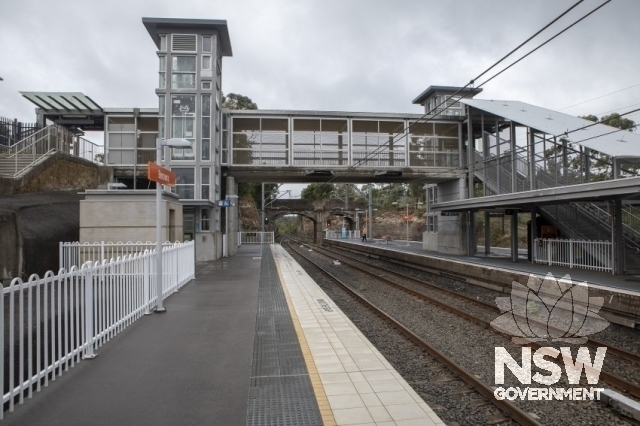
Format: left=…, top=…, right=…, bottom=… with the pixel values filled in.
left=246, top=246, right=323, bottom=426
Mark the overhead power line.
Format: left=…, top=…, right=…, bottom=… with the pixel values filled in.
left=346, top=0, right=600, bottom=173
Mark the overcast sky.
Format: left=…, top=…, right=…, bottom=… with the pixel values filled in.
left=1, top=0, right=638, bottom=196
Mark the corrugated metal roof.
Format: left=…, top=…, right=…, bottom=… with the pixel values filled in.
left=461, top=99, right=640, bottom=158
left=20, top=92, right=102, bottom=113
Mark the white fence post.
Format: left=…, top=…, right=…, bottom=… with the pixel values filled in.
left=143, top=251, right=151, bottom=314
left=83, top=262, right=96, bottom=359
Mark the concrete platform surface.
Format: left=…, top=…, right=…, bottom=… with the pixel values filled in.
left=341, top=238, right=640, bottom=295
left=273, top=245, right=445, bottom=426
left=2, top=245, right=264, bottom=426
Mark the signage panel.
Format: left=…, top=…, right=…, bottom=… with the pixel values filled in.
left=147, top=161, right=176, bottom=187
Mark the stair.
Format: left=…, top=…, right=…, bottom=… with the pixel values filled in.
left=474, top=148, right=640, bottom=274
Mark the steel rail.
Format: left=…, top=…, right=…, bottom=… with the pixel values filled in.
left=304, top=240, right=640, bottom=400
left=319, top=242, right=640, bottom=367
left=284, top=239, right=542, bottom=426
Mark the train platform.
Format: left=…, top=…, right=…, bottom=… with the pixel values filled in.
left=1, top=244, right=444, bottom=426
left=337, top=238, right=640, bottom=295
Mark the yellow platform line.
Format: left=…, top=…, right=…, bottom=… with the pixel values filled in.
left=276, top=253, right=336, bottom=426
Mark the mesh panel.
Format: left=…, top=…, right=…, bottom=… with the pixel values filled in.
left=246, top=247, right=322, bottom=426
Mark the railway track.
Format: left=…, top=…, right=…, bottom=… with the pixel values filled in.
left=285, top=237, right=640, bottom=425
left=308, top=240, right=640, bottom=399
left=284, top=238, right=542, bottom=426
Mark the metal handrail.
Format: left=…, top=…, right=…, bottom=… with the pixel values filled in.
left=0, top=125, right=103, bottom=177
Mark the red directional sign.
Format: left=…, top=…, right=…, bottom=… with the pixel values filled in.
left=147, top=161, right=176, bottom=187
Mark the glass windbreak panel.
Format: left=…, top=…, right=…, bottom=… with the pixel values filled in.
left=202, top=56, right=212, bottom=70
left=409, top=122, right=433, bottom=135
left=159, top=73, right=166, bottom=89
left=202, top=95, right=211, bottom=116
left=138, top=133, right=157, bottom=148
left=233, top=118, right=260, bottom=132
left=159, top=95, right=165, bottom=116
left=203, top=36, right=212, bottom=52
left=136, top=150, right=156, bottom=164
left=293, top=119, right=320, bottom=132
left=172, top=95, right=196, bottom=116
left=138, top=117, right=158, bottom=132
left=434, top=123, right=458, bottom=137
left=321, top=119, right=347, bottom=133
left=159, top=35, right=167, bottom=51
left=159, top=56, right=166, bottom=71
left=108, top=117, right=135, bottom=132
left=232, top=149, right=254, bottom=165
left=171, top=73, right=195, bottom=89
left=201, top=139, right=210, bottom=161
left=201, top=167, right=210, bottom=185
left=172, top=56, right=196, bottom=72
left=261, top=133, right=288, bottom=148
left=172, top=117, right=195, bottom=139
left=108, top=133, right=135, bottom=148
left=379, top=121, right=404, bottom=135
left=202, top=118, right=211, bottom=139
left=201, top=208, right=210, bottom=230
left=233, top=133, right=259, bottom=150
left=352, top=120, right=377, bottom=133
left=158, top=118, right=165, bottom=139
left=262, top=118, right=288, bottom=132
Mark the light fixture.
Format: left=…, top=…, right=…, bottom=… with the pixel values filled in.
left=305, top=170, right=334, bottom=177
left=107, top=182, right=127, bottom=190
left=374, top=171, right=402, bottom=177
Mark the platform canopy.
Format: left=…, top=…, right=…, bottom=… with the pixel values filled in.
left=20, top=92, right=104, bottom=131
left=462, top=99, right=640, bottom=159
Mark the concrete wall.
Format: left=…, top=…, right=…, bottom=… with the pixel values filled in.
left=79, top=190, right=183, bottom=244
left=195, top=230, right=223, bottom=261
left=0, top=152, right=111, bottom=195
left=0, top=191, right=83, bottom=283
left=423, top=231, right=437, bottom=251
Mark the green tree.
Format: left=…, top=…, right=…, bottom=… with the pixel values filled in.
left=222, top=93, right=258, bottom=110
left=301, top=183, right=335, bottom=200
left=599, top=113, right=636, bottom=131
left=223, top=92, right=267, bottom=204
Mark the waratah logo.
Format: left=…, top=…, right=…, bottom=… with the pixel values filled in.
left=490, top=273, right=609, bottom=344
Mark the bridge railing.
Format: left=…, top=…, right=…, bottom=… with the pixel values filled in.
left=0, top=241, right=195, bottom=418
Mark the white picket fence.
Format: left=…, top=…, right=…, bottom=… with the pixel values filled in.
left=239, top=232, right=274, bottom=244
left=59, top=241, right=176, bottom=271
left=533, top=238, right=612, bottom=272
left=1, top=241, right=195, bottom=418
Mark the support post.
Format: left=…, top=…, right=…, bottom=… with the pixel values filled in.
left=613, top=199, right=624, bottom=275
left=511, top=212, right=518, bottom=262
left=528, top=128, right=535, bottom=190
left=467, top=106, right=474, bottom=199
left=83, top=262, right=96, bottom=359
left=468, top=210, right=476, bottom=257
left=530, top=205, right=537, bottom=264
left=484, top=211, right=490, bottom=255
left=155, top=144, right=165, bottom=313
left=368, top=186, right=373, bottom=239
left=510, top=122, right=517, bottom=193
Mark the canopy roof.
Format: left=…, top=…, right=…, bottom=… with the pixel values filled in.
left=462, top=99, right=640, bottom=158
left=20, top=92, right=102, bottom=113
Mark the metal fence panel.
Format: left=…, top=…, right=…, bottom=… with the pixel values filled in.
left=533, top=238, right=611, bottom=272
left=239, top=232, right=274, bottom=244
left=1, top=241, right=195, bottom=418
